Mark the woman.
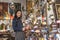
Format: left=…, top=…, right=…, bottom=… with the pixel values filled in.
left=12, top=10, right=25, bottom=40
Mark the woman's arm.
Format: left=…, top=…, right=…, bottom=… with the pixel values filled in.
left=12, top=20, right=18, bottom=31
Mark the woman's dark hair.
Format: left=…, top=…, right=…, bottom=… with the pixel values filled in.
left=14, top=10, right=22, bottom=19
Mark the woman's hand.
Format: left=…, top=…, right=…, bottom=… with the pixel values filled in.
left=22, top=25, right=31, bottom=32
left=22, top=27, right=26, bottom=31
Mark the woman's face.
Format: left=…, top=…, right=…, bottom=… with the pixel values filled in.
left=16, top=11, right=21, bottom=17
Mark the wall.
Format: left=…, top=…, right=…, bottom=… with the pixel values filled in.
left=0, top=0, right=26, bottom=9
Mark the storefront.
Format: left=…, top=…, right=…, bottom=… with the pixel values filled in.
left=0, top=0, right=60, bottom=40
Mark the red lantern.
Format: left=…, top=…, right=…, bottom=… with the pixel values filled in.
left=42, top=16, right=44, bottom=21
left=10, top=15, right=14, bottom=20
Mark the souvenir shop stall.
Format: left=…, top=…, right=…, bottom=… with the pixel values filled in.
left=0, top=0, right=60, bottom=40
left=24, top=0, right=60, bottom=40
left=47, top=0, right=60, bottom=40
left=0, top=2, right=21, bottom=40
left=23, top=0, right=49, bottom=40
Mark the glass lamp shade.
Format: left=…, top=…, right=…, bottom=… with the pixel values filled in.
left=34, top=26, right=38, bottom=29
left=50, top=16, right=55, bottom=20
left=51, top=0, right=55, bottom=2
left=49, top=35, right=53, bottom=38
left=35, top=30, right=40, bottom=33
left=31, top=30, right=35, bottom=32
left=42, top=22, right=46, bottom=25
left=58, top=28, right=60, bottom=33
